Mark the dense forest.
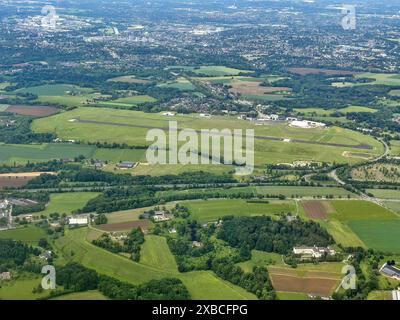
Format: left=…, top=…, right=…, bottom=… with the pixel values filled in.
left=56, top=263, right=190, bottom=300
left=217, top=216, right=334, bottom=255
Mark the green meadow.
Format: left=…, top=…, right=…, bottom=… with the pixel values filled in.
left=15, top=84, right=93, bottom=96
left=0, top=143, right=96, bottom=164
left=184, top=199, right=296, bottom=222
left=0, top=225, right=46, bottom=245
left=366, top=189, right=400, bottom=199
left=313, top=200, right=400, bottom=252
left=169, top=65, right=253, bottom=77
left=348, top=220, right=400, bottom=253
left=53, top=228, right=256, bottom=300
left=140, top=235, right=178, bottom=271
left=31, top=107, right=384, bottom=168
left=0, top=277, right=51, bottom=300
left=36, top=192, right=100, bottom=216
left=158, top=77, right=196, bottom=91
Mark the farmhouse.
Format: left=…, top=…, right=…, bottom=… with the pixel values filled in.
left=293, top=246, right=336, bottom=258
left=153, top=210, right=172, bottom=222
left=0, top=272, right=11, bottom=281
left=68, top=217, right=88, bottom=226
left=289, top=120, right=326, bottom=129
left=117, top=161, right=135, bottom=169
left=380, top=263, right=400, bottom=280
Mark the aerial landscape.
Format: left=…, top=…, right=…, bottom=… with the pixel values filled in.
left=0, top=0, right=400, bottom=305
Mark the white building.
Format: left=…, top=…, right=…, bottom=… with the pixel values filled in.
left=392, top=289, right=400, bottom=301
left=293, top=246, right=336, bottom=258
left=68, top=217, right=88, bottom=226
left=290, top=120, right=326, bottom=129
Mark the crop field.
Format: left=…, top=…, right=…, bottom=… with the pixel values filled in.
left=36, top=192, right=100, bottom=216
left=268, top=266, right=342, bottom=297
left=184, top=199, right=296, bottom=222
left=0, top=143, right=96, bottom=164
left=6, top=105, right=59, bottom=117
left=301, top=200, right=334, bottom=219
left=31, top=107, right=383, bottom=170
left=0, top=225, right=47, bottom=244
left=347, top=220, right=400, bottom=253
left=54, top=228, right=256, bottom=299
left=140, top=235, right=178, bottom=271
left=367, top=291, right=393, bottom=300
left=0, top=171, right=53, bottom=188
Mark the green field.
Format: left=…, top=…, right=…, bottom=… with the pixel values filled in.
left=390, top=140, right=400, bottom=156
left=366, top=189, right=400, bottom=199
left=0, top=276, right=51, bottom=300
left=315, top=200, right=400, bottom=252
left=331, top=73, right=400, bottom=87
left=140, top=235, right=178, bottom=271
left=0, top=143, right=96, bottom=164
left=255, top=186, right=355, bottom=198
left=15, top=84, right=93, bottom=96
left=276, top=292, right=310, bottom=300
left=53, top=228, right=256, bottom=299
left=103, top=95, right=157, bottom=107
left=348, top=220, right=400, bottom=253
left=383, top=201, right=400, bottom=213
left=0, top=225, right=46, bottom=244
left=184, top=199, right=296, bottom=222
left=330, top=200, right=397, bottom=221
left=93, top=148, right=146, bottom=162
left=237, top=250, right=284, bottom=273
left=51, top=290, right=108, bottom=300
left=158, top=77, right=196, bottom=91
left=31, top=107, right=383, bottom=170
left=367, top=291, right=393, bottom=300
left=37, top=192, right=100, bottom=216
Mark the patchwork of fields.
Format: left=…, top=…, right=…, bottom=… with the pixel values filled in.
left=303, top=200, right=400, bottom=253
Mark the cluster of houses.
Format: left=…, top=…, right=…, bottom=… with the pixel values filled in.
left=293, top=246, right=336, bottom=259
